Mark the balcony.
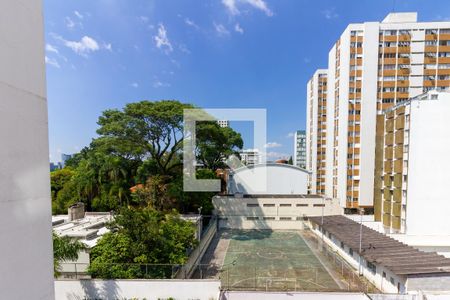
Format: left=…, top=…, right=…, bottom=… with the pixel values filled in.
left=394, top=145, right=403, bottom=159
left=394, top=174, right=402, bottom=188
left=393, top=202, right=402, bottom=217
left=395, top=117, right=405, bottom=130
left=383, top=200, right=392, bottom=214
left=394, top=160, right=403, bottom=173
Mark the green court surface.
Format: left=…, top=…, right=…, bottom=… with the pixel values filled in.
left=220, top=230, right=340, bottom=291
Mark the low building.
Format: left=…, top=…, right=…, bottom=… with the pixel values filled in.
left=374, top=91, right=450, bottom=235
left=239, top=149, right=260, bottom=165
left=308, top=215, right=450, bottom=294
left=227, top=163, right=309, bottom=195
left=52, top=211, right=113, bottom=278
left=213, top=194, right=341, bottom=230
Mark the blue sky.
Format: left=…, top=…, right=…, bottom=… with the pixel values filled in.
left=44, top=0, right=450, bottom=162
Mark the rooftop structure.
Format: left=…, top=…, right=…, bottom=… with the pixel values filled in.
left=308, top=215, right=450, bottom=293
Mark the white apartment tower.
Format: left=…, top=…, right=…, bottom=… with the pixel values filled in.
left=323, top=12, right=450, bottom=212
left=217, top=120, right=229, bottom=128
left=306, top=70, right=327, bottom=194
left=294, top=130, right=307, bottom=169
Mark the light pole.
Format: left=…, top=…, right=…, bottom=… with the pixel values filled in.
left=198, top=206, right=203, bottom=242
left=358, top=207, right=364, bottom=276
left=321, top=197, right=325, bottom=247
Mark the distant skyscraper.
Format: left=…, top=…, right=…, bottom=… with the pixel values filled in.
left=61, top=153, right=73, bottom=168
left=294, top=130, right=306, bottom=169
left=239, top=149, right=260, bottom=165
left=217, top=120, right=229, bottom=128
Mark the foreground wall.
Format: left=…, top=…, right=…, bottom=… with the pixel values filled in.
left=0, top=0, right=54, bottom=299
left=55, top=280, right=221, bottom=300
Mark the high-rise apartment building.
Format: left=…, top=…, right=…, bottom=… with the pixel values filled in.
left=306, top=70, right=327, bottom=194
left=217, top=120, right=229, bottom=128
left=322, top=12, right=450, bottom=212
left=239, top=149, right=260, bottom=165
left=294, top=130, right=307, bottom=169
left=375, top=91, right=450, bottom=235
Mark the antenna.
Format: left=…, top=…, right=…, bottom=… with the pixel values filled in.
left=392, top=0, right=396, bottom=13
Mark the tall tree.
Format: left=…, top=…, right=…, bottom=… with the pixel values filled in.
left=195, top=122, right=243, bottom=170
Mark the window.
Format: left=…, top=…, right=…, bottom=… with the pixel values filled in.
left=390, top=277, right=395, bottom=285
left=349, top=248, right=353, bottom=256
left=313, top=204, right=325, bottom=207
left=340, top=241, right=345, bottom=249
left=263, top=203, right=275, bottom=207
left=247, top=203, right=259, bottom=207
left=263, top=217, right=275, bottom=220
left=296, top=203, right=308, bottom=207
left=280, top=217, right=292, bottom=221
left=383, top=271, right=386, bottom=278
left=280, top=204, right=292, bottom=207
left=367, top=261, right=376, bottom=274
left=246, top=216, right=259, bottom=220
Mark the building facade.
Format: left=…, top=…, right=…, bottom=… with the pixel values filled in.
left=239, top=149, right=260, bottom=165
left=294, top=130, right=307, bottom=169
left=217, top=120, right=229, bottom=128
left=375, top=91, right=450, bottom=234
left=323, top=12, right=450, bottom=212
left=306, top=70, right=328, bottom=194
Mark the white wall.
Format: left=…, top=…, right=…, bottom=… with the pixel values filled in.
left=406, top=94, right=450, bottom=235
left=0, top=1, right=54, bottom=299
left=228, top=163, right=308, bottom=195
left=54, top=280, right=221, bottom=300
left=359, top=22, right=379, bottom=207
left=214, top=195, right=342, bottom=229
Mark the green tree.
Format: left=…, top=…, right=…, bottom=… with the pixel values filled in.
left=288, top=156, right=293, bottom=165
left=53, top=232, right=86, bottom=277
left=88, top=207, right=197, bottom=279
left=195, top=122, right=243, bottom=170
left=51, top=168, right=77, bottom=214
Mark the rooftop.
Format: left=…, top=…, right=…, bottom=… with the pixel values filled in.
left=309, top=215, right=450, bottom=276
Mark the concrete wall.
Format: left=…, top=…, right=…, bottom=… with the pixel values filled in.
left=0, top=1, right=54, bottom=299
left=214, top=195, right=342, bottom=229
left=228, top=163, right=308, bottom=195
left=407, top=275, right=450, bottom=292
left=406, top=94, right=450, bottom=235
left=54, top=279, right=221, bottom=300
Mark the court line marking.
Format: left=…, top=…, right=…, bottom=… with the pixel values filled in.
left=297, top=231, right=346, bottom=289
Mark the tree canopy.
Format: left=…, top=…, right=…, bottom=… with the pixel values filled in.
left=88, top=207, right=197, bottom=279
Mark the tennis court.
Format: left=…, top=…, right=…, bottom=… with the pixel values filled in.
left=219, top=230, right=340, bottom=291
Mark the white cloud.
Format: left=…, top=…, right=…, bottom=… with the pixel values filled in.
left=74, top=10, right=83, bottom=19
left=45, top=56, right=60, bottom=68
left=46, top=44, right=59, bottom=54
left=286, top=132, right=294, bottom=138
left=266, top=151, right=289, bottom=159
left=185, top=18, right=200, bottom=30
left=303, top=57, right=311, bottom=63
left=139, top=16, right=149, bottom=23
left=63, top=36, right=100, bottom=56
left=264, top=142, right=282, bottom=148
left=103, top=43, right=112, bottom=51
left=214, top=22, right=230, bottom=36
left=234, top=23, right=244, bottom=34
left=154, top=23, right=173, bottom=53
left=179, top=44, right=191, bottom=54
left=65, top=17, right=76, bottom=29
left=131, top=82, right=139, bottom=88
left=153, top=80, right=170, bottom=88
left=222, top=0, right=273, bottom=17
left=322, top=8, right=338, bottom=19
